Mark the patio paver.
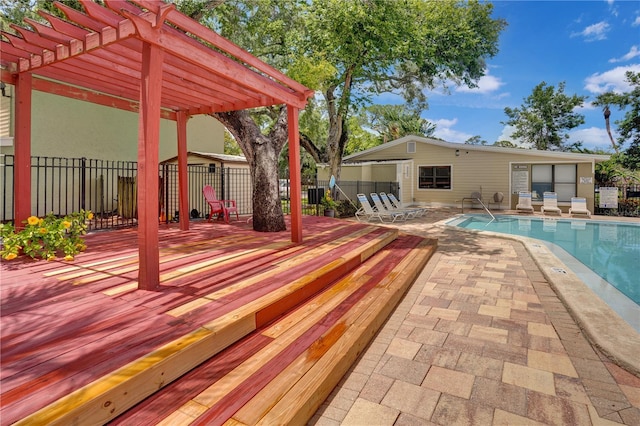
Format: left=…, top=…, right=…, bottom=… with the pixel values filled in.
left=310, top=208, right=640, bottom=426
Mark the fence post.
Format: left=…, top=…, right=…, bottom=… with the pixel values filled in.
left=221, top=164, right=226, bottom=201
left=81, top=157, right=86, bottom=211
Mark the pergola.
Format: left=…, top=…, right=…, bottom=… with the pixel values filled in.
left=0, top=0, right=313, bottom=290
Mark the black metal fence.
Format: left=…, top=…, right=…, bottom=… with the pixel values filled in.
left=594, top=184, right=640, bottom=217
left=1, top=155, right=399, bottom=230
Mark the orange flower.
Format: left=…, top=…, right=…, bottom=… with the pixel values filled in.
left=64, top=255, right=74, bottom=261
left=39, top=228, right=48, bottom=235
left=27, top=216, right=39, bottom=226
left=87, top=212, right=94, bottom=220
left=62, top=220, right=72, bottom=229
left=4, top=253, right=17, bottom=260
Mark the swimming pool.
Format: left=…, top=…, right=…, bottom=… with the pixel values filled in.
left=447, top=215, right=640, bottom=307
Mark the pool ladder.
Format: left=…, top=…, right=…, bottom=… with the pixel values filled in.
left=461, top=196, right=496, bottom=222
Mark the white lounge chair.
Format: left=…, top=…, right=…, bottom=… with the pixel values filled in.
left=541, top=192, right=562, bottom=216
left=387, top=193, right=427, bottom=217
left=370, top=193, right=406, bottom=222
left=355, top=194, right=404, bottom=223
left=569, top=197, right=591, bottom=218
left=516, top=191, right=534, bottom=214
left=379, top=192, right=418, bottom=219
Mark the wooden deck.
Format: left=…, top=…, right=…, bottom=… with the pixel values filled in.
left=1, top=216, right=437, bottom=425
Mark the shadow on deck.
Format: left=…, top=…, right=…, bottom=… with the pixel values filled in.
left=1, top=216, right=437, bottom=425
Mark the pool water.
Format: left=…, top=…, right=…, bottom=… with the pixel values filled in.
left=448, top=215, right=640, bottom=305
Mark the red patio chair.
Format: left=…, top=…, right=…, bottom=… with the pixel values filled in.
left=202, top=185, right=239, bottom=223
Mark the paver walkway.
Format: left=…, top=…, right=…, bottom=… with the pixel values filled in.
left=310, top=209, right=640, bottom=425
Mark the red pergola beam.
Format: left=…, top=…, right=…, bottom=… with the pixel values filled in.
left=32, top=78, right=176, bottom=120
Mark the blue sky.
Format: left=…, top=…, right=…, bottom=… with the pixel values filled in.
left=384, top=0, right=640, bottom=151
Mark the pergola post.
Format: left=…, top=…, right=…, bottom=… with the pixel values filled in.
left=137, top=42, right=164, bottom=290
left=176, top=111, right=189, bottom=231
left=14, top=72, right=32, bottom=229
left=287, top=105, right=302, bottom=243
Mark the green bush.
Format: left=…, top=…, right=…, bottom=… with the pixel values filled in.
left=337, top=199, right=358, bottom=218
left=0, top=210, right=93, bottom=261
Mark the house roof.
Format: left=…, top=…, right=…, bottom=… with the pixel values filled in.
left=0, top=0, right=313, bottom=119
left=161, top=151, right=247, bottom=164
left=343, top=135, right=611, bottom=163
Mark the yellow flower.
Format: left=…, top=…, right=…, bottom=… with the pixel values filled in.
left=87, top=212, right=94, bottom=220
left=64, top=255, right=74, bottom=261
left=39, top=228, right=48, bottom=234
left=27, top=216, right=39, bottom=226
left=62, top=220, right=72, bottom=229
left=47, top=255, right=56, bottom=261
left=4, top=253, right=17, bottom=260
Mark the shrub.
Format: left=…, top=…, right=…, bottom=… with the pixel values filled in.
left=0, top=210, right=93, bottom=261
left=337, top=199, right=358, bottom=218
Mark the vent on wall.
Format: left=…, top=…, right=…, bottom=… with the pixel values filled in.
left=407, top=141, right=416, bottom=153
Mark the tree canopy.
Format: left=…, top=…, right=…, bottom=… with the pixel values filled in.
left=363, top=105, right=436, bottom=144
left=503, top=81, right=586, bottom=151
left=195, top=0, right=505, bottom=230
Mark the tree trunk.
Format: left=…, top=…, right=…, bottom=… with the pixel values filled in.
left=251, top=141, right=286, bottom=231
left=324, top=67, right=354, bottom=185
left=213, top=110, right=286, bottom=232
left=604, top=106, right=619, bottom=154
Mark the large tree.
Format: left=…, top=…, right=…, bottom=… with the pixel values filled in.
left=594, top=71, right=640, bottom=170
left=503, top=81, right=586, bottom=151
left=194, top=0, right=505, bottom=230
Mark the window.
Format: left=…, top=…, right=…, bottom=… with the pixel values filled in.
left=418, top=165, right=451, bottom=189
left=208, top=163, right=217, bottom=173
left=531, top=164, right=576, bottom=202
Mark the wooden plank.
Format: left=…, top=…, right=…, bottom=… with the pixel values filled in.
left=13, top=315, right=256, bottom=426
left=186, top=269, right=378, bottom=411
left=188, top=245, right=413, bottom=425
left=252, top=239, right=436, bottom=425
left=109, top=332, right=272, bottom=425
left=167, top=228, right=394, bottom=318
left=1, top=218, right=415, bottom=425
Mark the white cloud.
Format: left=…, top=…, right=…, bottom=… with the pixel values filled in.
left=609, top=45, right=640, bottom=63
left=496, top=125, right=530, bottom=147
left=429, top=118, right=473, bottom=143
left=633, top=16, right=640, bottom=27
left=569, top=127, right=616, bottom=151
left=584, top=64, right=640, bottom=94
left=572, top=21, right=610, bottom=41
left=455, top=74, right=504, bottom=94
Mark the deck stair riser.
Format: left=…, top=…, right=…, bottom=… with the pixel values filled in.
left=4, top=223, right=418, bottom=426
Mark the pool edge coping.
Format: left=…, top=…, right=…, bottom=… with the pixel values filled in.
left=438, top=216, right=640, bottom=377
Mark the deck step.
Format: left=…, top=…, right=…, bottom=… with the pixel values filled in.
left=112, top=236, right=437, bottom=425
left=10, top=225, right=408, bottom=426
